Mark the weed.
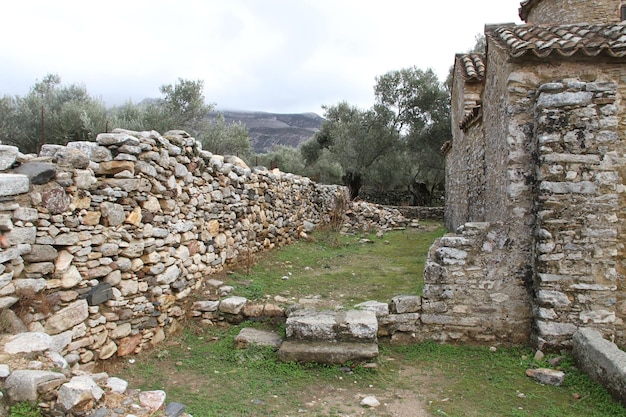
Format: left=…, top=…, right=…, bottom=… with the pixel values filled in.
left=9, top=402, right=42, bottom=417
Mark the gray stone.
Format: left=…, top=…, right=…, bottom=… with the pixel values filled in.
left=303, top=221, right=316, bottom=232
left=360, top=396, right=381, bottom=407
left=391, top=295, right=421, bottom=314
left=39, top=144, right=63, bottom=156
left=67, top=141, right=112, bottom=162
left=536, top=91, right=593, bottom=108
left=54, top=232, right=81, bottom=246
left=219, top=296, right=248, bottom=315
left=165, top=402, right=187, bottom=417
left=5, top=370, right=67, bottom=403
left=8, top=226, right=36, bottom=244
left=55, top=148, right=90, bottom=169
left=537, top=290, right=570, bottom=308
left=57, top=375, right=105, bottom=412
left=0, top=309, right=27, bottom=333
left=96, top=132, right=140, bottom=147
left=14, top=162, right=57, bottom=185
left=355, top=300, right=389, bottom=317
left=13, top=207, right=38, bottom=222
left=573, top=328, right=626, bottom=406
left=100, top=202, right=126, bottom=226
left=106, top=376, right=128, bottom=393
left=4, top=332, right=54, bottom=354
left=44, top=299, right=89, bottom=335
left=529, top=368, right=565, bottom=386
left=14, top=278, right=46, bottom=294
left=23, top=244, right=57, bottom=262
left=156, top=265, right=181, bottom=285
left=234, top=328, right=283, bottom=349
left=0, top=145, right=19, bottom=170
left=0, top=297, right=19, bottom=309
left=278, top=341, right=378, bottom=365
left=191, top=300, right=219, bottom=312
left=539, top=181, right=597, bottom=195
left=286, top=309, right=377, bottom=342
left=86, top=283, right=113, bottom=306
left=0, top=174, right=29, bottom=196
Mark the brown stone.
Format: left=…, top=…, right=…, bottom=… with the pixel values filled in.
left=208, top=220, right=220, bottom=237
left=125, top=207, right=142, bottom=226
left=263, top=304, right=285, bottom=317
left=98, top=161, right=135, bottom=176
left=99, top=341, right=117, bottom=360
left=243, top=303, right=264, bottom=318
left=117, top=333, right=142, bottom=356
left=82, top=211, right=101, bottom=226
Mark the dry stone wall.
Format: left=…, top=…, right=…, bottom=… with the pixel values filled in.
left=0, top=129, right=343, bottom=364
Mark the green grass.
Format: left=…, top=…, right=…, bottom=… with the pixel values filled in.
left=390, top=342, right=626, bottom=417
left=109, top=221, right=626, bottom=417
left=112, top=323, right=626, bottom=417
left=229, top=221, right=446, bottom=304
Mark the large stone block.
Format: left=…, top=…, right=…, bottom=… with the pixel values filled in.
left=285, top=309, right=377, bottom=343
left=278, top=341, right=378, bottom=365
left=0, top=174, right=29, bottom=196
left=573, top=328, right=626, bottom=407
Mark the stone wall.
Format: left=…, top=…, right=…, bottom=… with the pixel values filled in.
left=420, top=223, right=533, bottom=345
left=533, top=78, right=626, bottom=349
left=0, top=129, right=344, bottom=363
left=522, top=0, right=622, bottom=24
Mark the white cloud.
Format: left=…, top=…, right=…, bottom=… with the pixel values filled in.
left=0, top=0, right=522, bottom=115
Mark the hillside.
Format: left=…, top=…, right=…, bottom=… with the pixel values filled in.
left=213, top=110, right=324, bottom=153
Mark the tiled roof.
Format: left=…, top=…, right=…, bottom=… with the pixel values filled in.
left=487, top=23, right=626, bottom=58
left=519, top=0, right=542, bottom=22
left=457, top=54, right=486, bottom=81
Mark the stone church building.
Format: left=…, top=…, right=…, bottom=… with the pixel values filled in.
left=430, top=0, right=626, bottom=350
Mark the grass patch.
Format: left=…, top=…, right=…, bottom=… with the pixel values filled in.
left=229, top=221, right=446, bottom=304
left=390, top=341, right=626, bottom=417
left=110, top=324, right=626, bottom=417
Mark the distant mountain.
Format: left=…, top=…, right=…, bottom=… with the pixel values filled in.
left=213, top=110, right=324, bottom=153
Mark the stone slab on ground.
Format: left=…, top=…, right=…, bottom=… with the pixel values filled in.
left=278, top=340, right=379, bottom=365
left=234, top=328, right=283, bottom=349
left=572, top=327, right=626, bottom=406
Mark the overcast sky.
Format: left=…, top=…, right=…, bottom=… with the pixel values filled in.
left=1, top=1, right=523, bottom=115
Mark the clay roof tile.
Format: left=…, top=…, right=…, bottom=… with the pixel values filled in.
left=487, top=23, right=626, bottom=59
left=456, top=54, right=486, bottom=81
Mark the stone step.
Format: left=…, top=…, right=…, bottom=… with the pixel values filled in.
left=278, top=340, right=379, bottom=365
left=285, top=309, right=378, bottom=343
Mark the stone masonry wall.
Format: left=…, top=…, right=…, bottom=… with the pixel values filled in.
left=419, top=223, right=533, bottom=345
left=444, top=49, right=626, bottom=349
left=0, top=129, right=343, bottom=363
left=524, top=0, right=622, bottom=25
left=532, top=79, right=626, bottom=350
